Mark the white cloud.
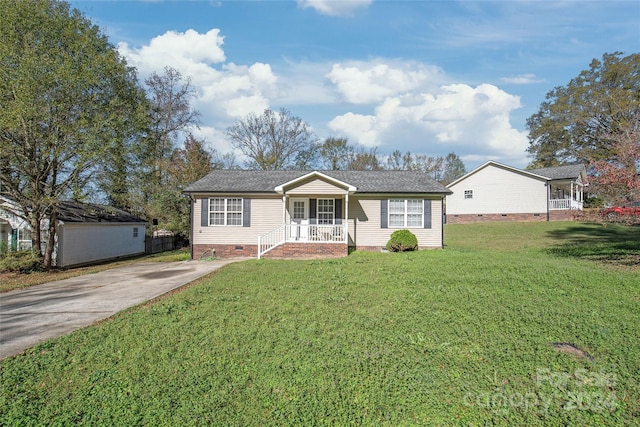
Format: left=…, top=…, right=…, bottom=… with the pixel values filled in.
left=500, top=73, right=545, bottom=85
left=327, top=61, right=445, bottom=104
left=118, top=28, right=279, bottom=125
left=328, top=83, right=529, bottom=165
left=297, top=0, right=372, bottom=16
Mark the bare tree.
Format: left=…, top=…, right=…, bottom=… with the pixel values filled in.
left=225, top=108, right=318, bottom=170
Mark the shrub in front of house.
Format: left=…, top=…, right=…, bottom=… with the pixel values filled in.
left=386, top=229, right=418, bottom=252
left=0, top=250, right=43, bottom=273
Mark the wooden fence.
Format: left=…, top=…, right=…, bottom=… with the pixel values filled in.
left=145, top=236, right=175, bottom=254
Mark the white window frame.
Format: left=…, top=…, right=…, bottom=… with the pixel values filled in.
left=209, top=198, right=243, bottom=226
left=464, top=190, right=473, bottom=199
left=317, top=199, right=335, bottom=225
left=133, top=227, right=139, bottom=238
left=388, top=199, right=423, bottom=228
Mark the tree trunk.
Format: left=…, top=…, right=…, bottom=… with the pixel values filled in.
left=43, top=211, right=57, bottom=269
left=28, top=212, right=43, bottom=260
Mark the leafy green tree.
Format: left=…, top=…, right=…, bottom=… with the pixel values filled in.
left=226, top=108, right=318, bottom=170
left=0, top=0, right=147, bottom=267
left=527, top=52, right=640, bottom=167
left=151, top=134, right=216, bottom=238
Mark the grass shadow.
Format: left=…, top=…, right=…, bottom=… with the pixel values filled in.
left=546, top=223, right=640, bottom=268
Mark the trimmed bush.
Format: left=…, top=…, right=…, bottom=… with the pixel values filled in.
left=386, top=229, right=418, bottom=252
left=0, top=250, right=43, bottom=273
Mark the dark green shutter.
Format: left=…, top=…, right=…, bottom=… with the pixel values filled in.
left=335, top=199, right=343, bottom=224
left=423, top=199, right=432, bottom=229
left=201, top=198, right=209, bottom=227
left=380, top=199, right=388, bottom=228
left=310, top=199, right=317, bottom=225
left=243, top=199, right=251, bottom=227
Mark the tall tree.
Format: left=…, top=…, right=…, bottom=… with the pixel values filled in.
left=0, top=0, right=147, bottom=267
left=590, top=114, right=640, bottom=204
left=527, top=52, right=640, bottom=167
left=225, top=108, right=318, bottom=170
left=320, top=137, right=354, bottom=170
left=347, top=147, right=383, bottom=171
left=142, top=66, right=200, bottom=192
left=157, top=134, right=215, bottom=238
left=441, top=152, right=467, bottom=185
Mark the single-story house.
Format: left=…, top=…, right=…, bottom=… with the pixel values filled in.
left=445, top=161, right=588, bottom=223
left=183, top=170, right=452, bottom=259
left=0, top=197, right=147, bottom=267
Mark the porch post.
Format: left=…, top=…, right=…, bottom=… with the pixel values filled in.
left=571, top=181, right=574, bottom=202
left=344, top=193, right=349, bottom=243
left=282, top=194, right=287, bottom=223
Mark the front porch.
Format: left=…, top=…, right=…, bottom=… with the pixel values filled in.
left=258, top=172, right=355, bottom=258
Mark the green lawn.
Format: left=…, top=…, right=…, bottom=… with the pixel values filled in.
left=1, top=222, right=639, bottom=425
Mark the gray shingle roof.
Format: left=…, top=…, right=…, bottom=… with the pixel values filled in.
left=183, top=170, right=451, bottom=194
left=56, top=201, right=146, bottom=223
left=527, top=164, right=585, bottom=180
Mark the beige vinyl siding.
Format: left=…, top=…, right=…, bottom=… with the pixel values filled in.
left=193, top=195, right=283, bottom=245
left=349, top=196, right=444, bottom=248
left=286, top=178, right=348, bottom=195
left=446, top=165, right=547, bottom=215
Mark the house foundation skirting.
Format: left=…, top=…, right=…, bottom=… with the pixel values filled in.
left=193, top=244, right=257, bottom=259
left=262, top=242, right=348, bottom=259
left=446, top=212, right=549, bottom=224
left=192, top=242, right=349, bottom=259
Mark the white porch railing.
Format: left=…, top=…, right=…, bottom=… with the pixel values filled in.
left=549, top=199, right=583, bottom=210
left=258, top=224, right=287, bottom=258
left=258, top=223, right=346, bottom=258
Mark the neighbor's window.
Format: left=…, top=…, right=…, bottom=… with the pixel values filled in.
left=209, top=198, right=243, bottom=226
left=317, top=199, right=335, bottom=225
left=389, top=199, right=423, bottom=228
left=464, top=190, right=473, bottom=199
left=133, top=227, right=139, bottom=238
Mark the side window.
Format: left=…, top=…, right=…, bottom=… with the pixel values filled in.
left=464, top=190, right=473, bottom=199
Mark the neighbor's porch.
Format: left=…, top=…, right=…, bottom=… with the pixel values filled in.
left=548, top=180, right=585, bottom=210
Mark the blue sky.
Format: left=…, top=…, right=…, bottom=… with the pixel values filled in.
left=69, top=0, right=640, bottom=169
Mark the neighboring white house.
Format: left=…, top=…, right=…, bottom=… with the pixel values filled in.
left=445, top=162, right=588, bottom=223
left=0, top=197, right=147, bottom=267
left=183, top=170, right=452, bottom=259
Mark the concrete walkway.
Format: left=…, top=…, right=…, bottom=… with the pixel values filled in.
left=0, top=259, right=241, bottom=359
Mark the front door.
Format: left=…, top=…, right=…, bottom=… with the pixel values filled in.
left=290, top=198, right=309, bottom=240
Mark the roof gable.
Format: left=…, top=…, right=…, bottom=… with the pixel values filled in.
left=447, top=161, right=548, bottom=188
left=447, top=161, right=587, bottom=188
left=275, top=171, right=356, bottom=194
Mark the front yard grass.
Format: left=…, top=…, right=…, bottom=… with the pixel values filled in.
left=1, top=222, right=639, bottom=425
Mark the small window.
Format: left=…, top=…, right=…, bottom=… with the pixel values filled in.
left=464, top=190, right=473, bottom=199
left=133, top=227, right=139, bottom=238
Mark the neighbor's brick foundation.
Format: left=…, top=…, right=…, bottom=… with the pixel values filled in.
left=446, top=212, right=555, bottom=224
left=447, top=210, right=579, bottom=224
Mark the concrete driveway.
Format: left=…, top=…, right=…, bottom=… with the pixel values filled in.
left=0, top=259, right=241, bottom=359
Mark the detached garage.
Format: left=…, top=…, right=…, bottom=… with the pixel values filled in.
left=54, top=201, right=147, bottom=267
